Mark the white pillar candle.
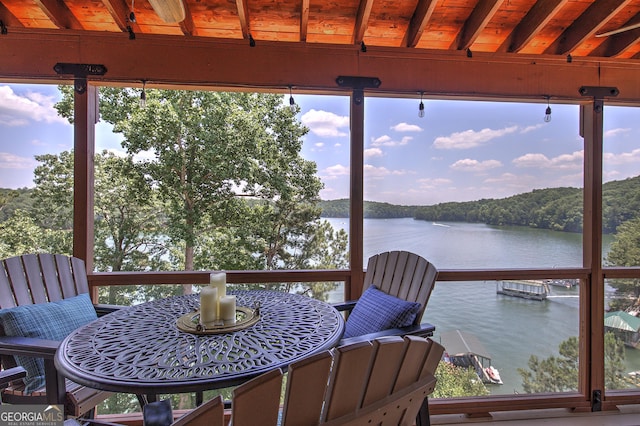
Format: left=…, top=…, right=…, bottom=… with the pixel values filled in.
left=219, top=295, right=236, bottom=322
left=199, top=286, right=218, bottom=324
left=209, top=272, right=227, bottom=300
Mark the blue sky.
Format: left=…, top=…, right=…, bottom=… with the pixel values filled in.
left=1, top=84, right=639, bottom=206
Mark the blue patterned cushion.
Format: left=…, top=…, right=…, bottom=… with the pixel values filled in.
left=0, top=294, right=97, bottom=393
left=343, top=286, right=421, bottom=338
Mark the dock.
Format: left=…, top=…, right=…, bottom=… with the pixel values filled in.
left=497, top=280, right=550, bottom=301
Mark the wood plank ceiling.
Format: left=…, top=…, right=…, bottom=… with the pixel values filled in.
left=2, top=0, right=640, bottom=60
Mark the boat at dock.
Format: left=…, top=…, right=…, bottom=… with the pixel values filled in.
left=440, top=329, right=503, bottom=385
left=496, top=280, right=550, bottom=301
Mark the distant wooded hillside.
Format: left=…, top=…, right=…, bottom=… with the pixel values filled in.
left=319, top=175, right=640, bottom=234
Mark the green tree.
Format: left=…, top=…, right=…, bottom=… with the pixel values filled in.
left=57, top=87, right=335, bottom=275
left=433, top=362, right=489, bottom=398
left=518, top=333, right=628, bottom=393
left=0, top=209, right=71, bottom=258
left=606, top=217, right=640, bottom=310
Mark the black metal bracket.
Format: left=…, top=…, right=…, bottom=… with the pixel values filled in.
left=53, top=63, right=108, bottom=94
left=336, top=76, right=381, bottom=90
left=592, top=389, right=602, bottom=412
left=336, top=76, right=381, bottom=105
left=579, top=86, right=619, bottom=99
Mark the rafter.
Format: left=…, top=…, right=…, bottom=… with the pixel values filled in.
left=101, top=0, right=141, bottom=34
left=498, top=0, right=568, bottom=53
left=35, top=0, right=83, bottom=30
left=236, top=0, right=250, bottom=39
left=589, top=12, right=640, bottom=58
left=450, top=0, right=504, bottom=50
left=353, top=0, right=374, bottom=44
left=179, top=0, right=196, bottom=36
left=544, top=0, right=632, bottom=55
left=402, top=0, right=437, bottom=48
left=300, top=0, right=309, bottom=42
left=0, top=2, right=22, bottom=28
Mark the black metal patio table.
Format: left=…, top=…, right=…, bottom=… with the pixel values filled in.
left=54, top=290, right=344, bottom=403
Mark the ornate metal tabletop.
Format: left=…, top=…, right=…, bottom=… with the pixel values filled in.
left=54, top=290, right=344, bottom=396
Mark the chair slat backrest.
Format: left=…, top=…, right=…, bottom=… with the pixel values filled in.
left=0, top=254, right=87, bottom=310
left=231, top=368, right=283, bottom=426
left=280, top=336, right=444, bottom=426
left=360, top=336, right=407, bottom=407
left=171, top=395, right=224, bottom=426
left=322, top=341, right=375, bottom=422
left=363, top=251, right=438, bottom=325
left=280, top=350, right=333, bottom=425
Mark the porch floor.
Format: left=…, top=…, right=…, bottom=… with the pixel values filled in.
left=431, top=405, right=640, bottom=425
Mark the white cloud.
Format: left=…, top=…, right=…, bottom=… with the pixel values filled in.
left=604, top=127, right=631, bottom=138
left=371, top=135, right=412, bottom=147
left=513, top=150, right=583, bottom=170
left=391, top=122, right=423, bottom=132
left=300, top=109, right=349, bottom=137
left=0, top=152, right=37, bottom=169
left=364, top=148, right=383, bottom=158
left=323, top=164, right=350, bottom=177
left=364, top=164, right=411, bottom=177
left=450, top=158, right=502, bottom=172
left=520, top=124, right=544, bottom=134
left=0, top=86, right=67, bottom=126
left=604, top=148, right=640, bottom=165
left=315, top=142, right=324, bottom=148
left=433, top=125, right=518, bottom=149
left=417, top=177, right=453, bottom=189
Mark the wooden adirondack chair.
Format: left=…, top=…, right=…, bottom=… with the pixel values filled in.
left=171, top=335, right=444, bottom=426
left=0, top=254, right=114, bottom=418
left=336, top=251, right=438, bottom=343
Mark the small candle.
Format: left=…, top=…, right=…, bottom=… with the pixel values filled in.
left=200, top=286, right=218, bottom=324
left=210, top=272, right=227, bottom=300
left=219, top=295, right=236, bottom=322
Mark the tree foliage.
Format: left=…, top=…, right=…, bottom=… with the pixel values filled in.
left=518, top=333, right=628, bottom=393
left=433, top=362, right=489, bottom=398
left=605, top=217, right=640, bottom=309
left=321, top=175, right=640, bottom=235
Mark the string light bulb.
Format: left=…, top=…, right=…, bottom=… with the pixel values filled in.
left=544, top=97, right=551, bottom=123
left=288, top=86, right=296, bottom=112
left=418, top=92, right=425, bottom=118
left=129, top=0, right=136, bottom=22
left=140, top=80, right=147, bottom=108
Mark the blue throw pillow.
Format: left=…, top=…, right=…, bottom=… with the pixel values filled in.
left=343, top=286, right=421, bottom=338
left=0, top=293, right=97, bottom=393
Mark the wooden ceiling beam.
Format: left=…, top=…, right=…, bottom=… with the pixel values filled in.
left=544, top=0, right=632, bottom=55
left=178, top=0, right=196, bottom=36
left=0, top=2, right=23, bottom=28
left=300, top=0, right=309, bottom=42
left=35, top=0, right=83, bottom=30
left=498, top=0, right=568, bottom=53
left=450, top=0, right=504, bottom=51
left=402, top=0, right=437, bottom=48
left=236, top=0, right=250, bottom=39
left=5, top=29, right=640, bottom=102
left=101, top=0, right=141, bottom=34
left=353, top=0, right=374, bottom=44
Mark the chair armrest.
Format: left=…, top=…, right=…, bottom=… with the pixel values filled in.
left=0, top=336, right=60, bottom=359
left=332, top=300, right=357, bottom=312
left=338, top=322, right=436, bottom=346
left=94, top=303, right=125, bottom=317
left=0, top=366, right=26, bottom=389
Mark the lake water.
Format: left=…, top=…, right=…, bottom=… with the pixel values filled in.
left=324, top=217, right=640, bottom=394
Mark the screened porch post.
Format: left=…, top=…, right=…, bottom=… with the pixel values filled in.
left=73, top=81, right=96, bottom=273
left=349, top=89, right=365, bottom=299
left=580, top=98, right=605, bottom=409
